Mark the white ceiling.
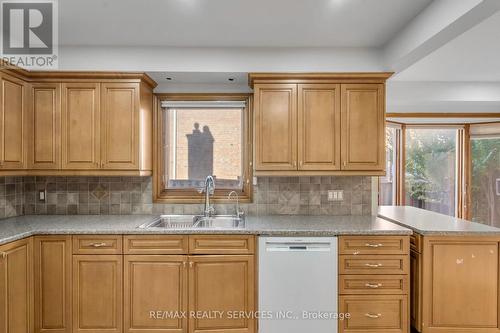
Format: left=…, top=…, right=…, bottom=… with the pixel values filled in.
left=394, top=10, right=500, bottom=81
left=59, top=0, right=432, bottom=47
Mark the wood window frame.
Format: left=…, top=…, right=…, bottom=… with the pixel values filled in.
left=153, top=93, right=253, bottom=204
left=378, top=121, right=403, bottom=206
left=385, top=121, right=472, bottom=218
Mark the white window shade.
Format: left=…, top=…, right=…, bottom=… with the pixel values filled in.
left=162, top=100, right=246, bottom=109
left=470, top=123, right=500, bottom=138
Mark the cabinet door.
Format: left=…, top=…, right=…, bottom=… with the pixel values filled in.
left=341, top=84, right=385, bottom=171
left=34, top=236, right=72, bottom=333
left=254, top=84, right=297, bottom=171
left=410, top=249, right=422, bottom=332
left=298, top=84, right=341, bottom=170
left=124, top=255, right=188, bottom=333
left=29, top=83, right=61, bottom=169
left=0, top=74, right=26, bottom=169
left=101, top=83, right=140, bottom=170
left=72, top=255, right=122, bottom=333
left=423, top=240, right=499, bottom=329
left=61, top=83, right=100, bottom=169
left=0, top=238, right=33, bottom=333
left=188, top=255, right=255, bottom=333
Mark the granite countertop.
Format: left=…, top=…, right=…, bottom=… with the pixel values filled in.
left=378, top=206, right=500, bottom=235
left=0, top=214, right=411, bottom=245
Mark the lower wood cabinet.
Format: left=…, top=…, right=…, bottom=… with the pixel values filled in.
left=188, top=255, right=255, bottom=333
left=0, top=237, right=33, bottom=333
left=124, top=255, right=188, bottom=333
left=34, top=236, right=72, bottom=333
left=72, top=255, right=123, bottom=333
left=418, top=237, right=500, bottom=333
left=338, top=236, right=410, bottom=333
left=339, top=295, right=407, bottom=333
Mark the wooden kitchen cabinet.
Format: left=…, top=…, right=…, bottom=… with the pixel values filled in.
left=420, top=237, right=499, bottom=332
left=0, top=73, right=27, bottom=170
left=253, top=83, right=297, bottom=171
left=100, top=82, right=140, bottom=170
left=124, top=255, right=188, bottom=333
left=249, top=73, right=390, bottom=175
left=0, top=237, right=33, bottom=333
left=410, top=248, right=422, bottom=332
left=34, top=236, right=72, bottom=333
left=0, top=64, right=156, bottom=175
left=338, top=235, right=410, bottom=333
left=188, top=255, right=255, bottom=333
left=61, top=83, right=100, bottom=170
left=341, top=84, right=385, bottom=171
left=29, top=83, right=61, bottom=169
left=297, top=84, right=341, bottom=171
left=72, top=255, right=123, bottom=333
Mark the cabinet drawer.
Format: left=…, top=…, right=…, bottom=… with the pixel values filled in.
left=410, top=234, right=422, bottom=253
left=123, top=235, right=188, bottom=254
left=339, top=255, right=408, bottom=275
left=72, top=235, right=123, bottom=254
left=339, top=295, right=408, bottom=333
left=339, top=275, right=408, bottom=295
left=339, top=236, right=409, bottom=255
left=188, top=235, right=255, bottom=254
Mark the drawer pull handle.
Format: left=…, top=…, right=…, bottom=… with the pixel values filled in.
left=365, top=283, right=382, bottom=288
left=365, top=263, right=383, bottom=268
left=90, top=242, right=108, bottom=248
left=365, top=243, right=383, bottom=248
left=365, top=313, right=382, bottom=319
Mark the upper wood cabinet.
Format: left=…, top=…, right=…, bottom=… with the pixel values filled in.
left=254, top=84, right=297, bottom=171
left=100, top=83, right=140, bottom=170
left=249, top=73, right=391, bottom=175
left=298, top=84, right=341, bottom=171
left=61, top=83, right=100, bottom=170
left=29, top=83, right=61, bottom=169
left=0, top=237, right=33, bottom=333
left=341, top=84, right=385, bottom=171
left=0, top=66, right=156, bottom=176
left=0, top=73, right=27, bottom=170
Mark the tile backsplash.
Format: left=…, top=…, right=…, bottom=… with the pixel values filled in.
left=3, top=175, right=372, bottom=218
left=0, top=177, right=24, bottom=219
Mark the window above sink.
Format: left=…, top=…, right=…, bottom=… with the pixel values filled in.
left=153, top=94, right=253, bottom=203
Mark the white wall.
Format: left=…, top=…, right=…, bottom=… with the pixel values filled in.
left=58, top=46, right=384, bottom=72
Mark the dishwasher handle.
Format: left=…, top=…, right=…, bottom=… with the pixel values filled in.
left=265, top=241, right=332, bottom=252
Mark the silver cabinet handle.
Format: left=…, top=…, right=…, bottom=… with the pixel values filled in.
left=189, top=262, right=194, bottom=268
left=90, top=242, right=107, bottom=248
left=365, top=313, right=382, bottom=319
left=365, top=263, right=383, bottom=268
left=365, top=283, right=382, bottom=288
left=365, top=243, right=383, bottom=248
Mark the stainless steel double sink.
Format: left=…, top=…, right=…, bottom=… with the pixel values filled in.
left=138, top=214, right=245, bottom=229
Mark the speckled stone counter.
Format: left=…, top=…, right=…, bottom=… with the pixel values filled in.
left=0, top=214, right=411, bottom=245
left=378, top=206, right=500, bottom=235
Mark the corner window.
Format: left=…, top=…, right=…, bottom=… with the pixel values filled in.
left=154, top=96, right=252, bottom=203
left=404, top=127, right=458, bottom=216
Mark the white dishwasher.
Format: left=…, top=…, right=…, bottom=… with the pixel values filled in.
left=258, top=237, right=338, bottom=333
